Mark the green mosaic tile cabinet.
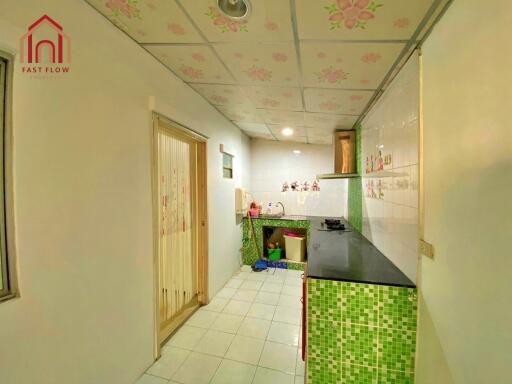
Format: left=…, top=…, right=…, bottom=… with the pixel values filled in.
left=307, top=278, right=418, bottom=384
left=347, top=124, right=363, bottom=233
left=241, top=217, right=309, bottom=270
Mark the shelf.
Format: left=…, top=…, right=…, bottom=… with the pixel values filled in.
left=362, top=170, right=408, bottom=178
left=316, top=173, right=360, bottom=180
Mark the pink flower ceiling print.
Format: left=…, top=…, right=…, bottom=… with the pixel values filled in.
left=265, top=21, right=279, bottom=31
left=319, top=101, right=341, bottom=111
left=361, top=52, right=382, bottom=63
left=211, top=95, right=228, bottom=104
left=106, top=0, right=141, bottom=19
left=316, top=66, right=348, bottom=84
left=245, top=66, right=272, bottom=82
left=180, top=65, right=203, bottom=80
left=272, top=52, right=288, bottom=62
left=206, top=6, right=248, bottom=33
left=324, top=0, right=383, bottom=30
left=394, top=17, right=410, bottom=28
left=191, top=53, right=206, bottom=62
left=168, top=23, right=186, bottom=35
left=261, top=98, right=280, bottom=108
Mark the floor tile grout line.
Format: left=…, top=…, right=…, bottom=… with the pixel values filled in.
left=160, top=268, right=304, bottom=384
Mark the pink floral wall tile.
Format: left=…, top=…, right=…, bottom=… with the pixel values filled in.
left=145, top=45, right=235, bottom=84
left=88, top=0, right=204, bottom=43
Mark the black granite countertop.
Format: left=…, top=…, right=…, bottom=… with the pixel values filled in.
left=306, top=217, right=415, bottom=288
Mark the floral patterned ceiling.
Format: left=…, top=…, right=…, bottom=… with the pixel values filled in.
left=86, top=0, right=439, bottom=144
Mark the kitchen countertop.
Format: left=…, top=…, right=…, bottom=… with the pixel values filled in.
left=244, top=214, right=414, bottom=287
left=306, top=216, right=415, bottom=288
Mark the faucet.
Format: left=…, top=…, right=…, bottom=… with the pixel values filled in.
left=276, top=202, right=285, bottom=216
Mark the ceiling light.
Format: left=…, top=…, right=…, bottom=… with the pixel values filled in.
left=217, top=0, right=251, bottom=21
left=293, top=150, right=301, bottom=155
left=281, top=127, right=294, bottom=136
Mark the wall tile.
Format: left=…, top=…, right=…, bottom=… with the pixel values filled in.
left=378, top=286, right=418, bottom=331
left=360, top=52, right=419, bottom=283
left=341, top=323, right=378, bottom=367
left=378, top=328, right=417, bottom=372
left=307, top=279, right=418, bottom=384
left=340, top=364, right=377, bottom=384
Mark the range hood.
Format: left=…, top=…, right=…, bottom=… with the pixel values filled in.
left=317, top=130, right=360, bottom=180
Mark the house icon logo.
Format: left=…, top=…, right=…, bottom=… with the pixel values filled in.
left=20, top=15, right=71, bottom=71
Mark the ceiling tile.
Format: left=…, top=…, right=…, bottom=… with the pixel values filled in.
left=304, top=112, right=357, bottom=130
left=301, top=42, right=404, bottom=89
left=217, top=105, right=263, bottom=123
left=247, top=132, right=276, bottom=140
left=307, top=126, right=336, bottom=136
left=268, top=125, right=307, bottom=143
left=144, top=45, right=235, bottom=84
left=307, top=126, right=338, bottom=145
left=214, top=43, right=300, bottom=86
left=191, top=84, right=253, bottom=107
left=304, top=88, right=373, bottom=114
left=308, top=135, right=333, bottom=145
left=87, top=0, right=204, bottom=43
left=258, top=110, right=305, bottom=126
left=295, top=0, right=434, bottom=40
left=236, top=123, right=272, bottom=135
left=180, top=0, right=293, bottom=42
left=243, top=86, right=303, bottom=111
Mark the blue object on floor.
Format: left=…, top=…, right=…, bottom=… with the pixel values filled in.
left=267, top=261, right=288, bottom=269
left=253, top=259, right=268, bottom=271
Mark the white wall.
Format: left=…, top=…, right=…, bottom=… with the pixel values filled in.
left=417, top=0, right=512, bottom=382
left=0, top=1, right=250, bottom=383
left=250, top=139, right=347, bottom=218
left=360, top=53, right=419, bottom=282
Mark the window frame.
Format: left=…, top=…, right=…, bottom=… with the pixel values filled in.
left=222, top=152, right=233, bottom=179
left=0, top=50, right=17, bottom=302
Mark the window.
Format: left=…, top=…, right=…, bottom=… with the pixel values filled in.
left=222, top=153, right=233, bottom=179
left=0, top=51, right=15, bottom=302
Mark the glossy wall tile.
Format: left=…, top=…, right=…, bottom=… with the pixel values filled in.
left=360, top=52, right=420, bottom=282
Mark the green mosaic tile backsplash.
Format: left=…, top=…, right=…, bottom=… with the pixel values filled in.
left=347, top=125, right=363, bottom=233
left=307, top=279, right=418, bottom=384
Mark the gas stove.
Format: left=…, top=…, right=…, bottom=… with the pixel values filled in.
left=319, top=219, right=346, bottom=231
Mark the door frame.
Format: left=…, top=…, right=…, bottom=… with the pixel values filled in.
left=151, top=112, right=209, bottom=358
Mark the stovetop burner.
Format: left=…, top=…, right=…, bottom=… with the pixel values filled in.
left=320, top=219, right=346, bottom=231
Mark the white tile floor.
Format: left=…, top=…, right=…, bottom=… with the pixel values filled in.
left=137, top=266, right=305, bottom=384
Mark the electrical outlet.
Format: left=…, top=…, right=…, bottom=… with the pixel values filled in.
left=419, top=239, right=434, bottom=259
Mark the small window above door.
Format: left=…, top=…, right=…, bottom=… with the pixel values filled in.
left=222, top=153, right=233, bottom=179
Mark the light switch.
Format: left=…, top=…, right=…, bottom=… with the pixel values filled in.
left=419, top=239, right=434, bottom=259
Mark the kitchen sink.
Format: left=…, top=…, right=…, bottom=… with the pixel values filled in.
left=258, top=214, right=307, bottom=221
left=259, top=213, right=284, bottom=219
